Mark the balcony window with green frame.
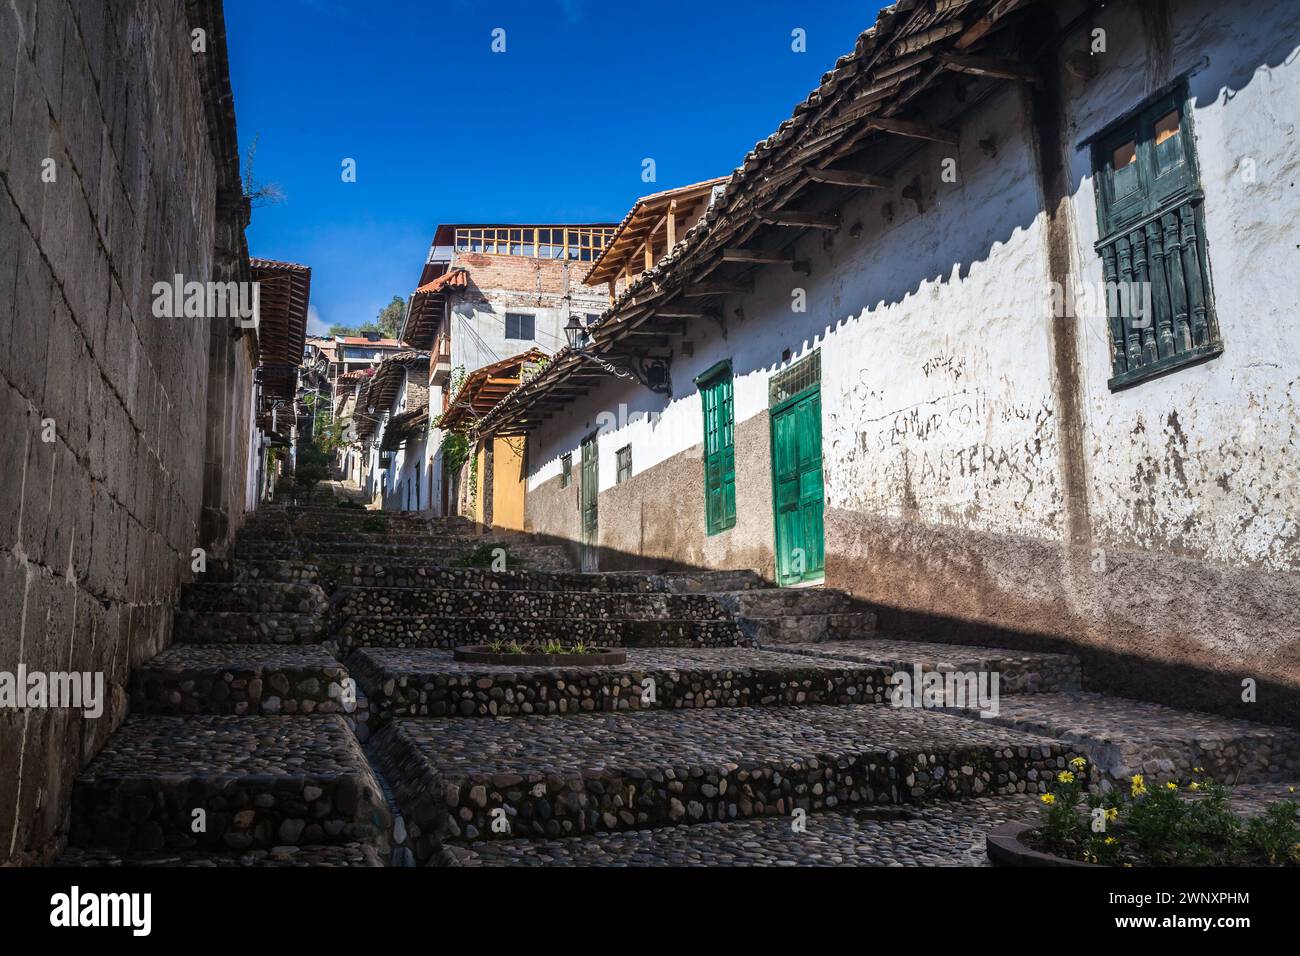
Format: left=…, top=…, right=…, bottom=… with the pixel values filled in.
left=560, top=453, right=572, bottom=489
left=696, top=360, right=736, bottom=535
left=1089, top=79, right=1221, bottom=390
left=615, top=445, right=632, bottom=484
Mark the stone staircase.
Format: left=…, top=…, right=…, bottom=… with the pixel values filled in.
left=54, top=480, right=1300, bottom=867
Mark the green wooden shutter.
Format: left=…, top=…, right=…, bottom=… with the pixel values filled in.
left=1091, top=81, right=1220, bottom=390
left=697, top=361, right=736, bottom=535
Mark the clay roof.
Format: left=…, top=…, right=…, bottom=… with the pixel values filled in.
left=337, top=336, right=403, bottom=348
left=439, top=349, right=549, bottom=434
left=401, top=267, right=469, bottom=348
left=379, top=408, right=429, bottom=450
left=583, top=177, right=728, bottom=286
left=478, top=0, right=1041, bottom=436
left=251, top=257, right=312, bottom=401
left=354, top=351, right=430, bottom=440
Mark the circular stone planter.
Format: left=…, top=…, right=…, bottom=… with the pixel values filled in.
left=453, top=646, right=627, bottom=666
left=986, top=822, right=1101, bottom=867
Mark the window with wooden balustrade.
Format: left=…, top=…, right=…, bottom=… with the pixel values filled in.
left=1090, top=81, right=1222, bottom=390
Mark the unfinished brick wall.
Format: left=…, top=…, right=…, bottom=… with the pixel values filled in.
left=454, top=252, right=609, bottom=300
left=0, top=0, right=252, bottom=864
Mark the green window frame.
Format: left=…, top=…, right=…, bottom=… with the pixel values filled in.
left=615, top=445, right=632, bottom=484
left=696, top=360, right=736, bottom=535
left=1089, top=79, right=1221, bottom=390
left=560, top=453, right=572, bottom=488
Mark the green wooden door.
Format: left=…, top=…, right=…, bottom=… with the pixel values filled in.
left=699, top=366, right=736, bottom=535
left=580, top=434, right=598, bottom=571
left=771, top=387, right=824, bottom=586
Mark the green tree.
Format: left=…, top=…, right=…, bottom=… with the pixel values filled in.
left=376, top=296, right=406, bottom=338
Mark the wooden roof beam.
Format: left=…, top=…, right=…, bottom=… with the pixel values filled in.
left=938, top=53, right=1038, bottom=83
left=804, top=167, right=894, bottom=189
left=720, top=247, right=812, bottom=275
left=864, top=116, right=959, bottom=145
left=761, top=210, right=840, bottom=230
left=681, top=280, right=754, bottom=297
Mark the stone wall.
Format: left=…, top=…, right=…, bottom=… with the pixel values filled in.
left=0, top=0, right=253, bottom=864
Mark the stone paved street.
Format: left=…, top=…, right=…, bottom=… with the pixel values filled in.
left=50, top=488, right=1300, bottom=867
left=451, top=798, right=1046, bottom=866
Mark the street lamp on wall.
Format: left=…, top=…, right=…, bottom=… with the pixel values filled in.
left=563, top=314, right=672, bottom=396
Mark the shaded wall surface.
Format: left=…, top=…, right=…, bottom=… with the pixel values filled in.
left=0, top=0, right=252, bottom=864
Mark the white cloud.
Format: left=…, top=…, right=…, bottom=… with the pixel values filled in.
left=306, top=304, right=329, bottom=336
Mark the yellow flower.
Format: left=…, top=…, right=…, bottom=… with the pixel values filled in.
left=1070, top=757, right=1087, bottom=771
left=1189, top=782, right=1201, bottom=791
left=1130, top=774, right=1147, bottom=797
left=1106, top=807, right=1119, bottom=822
left=1058, top=771, right=1075, bottom=784
left=1041, top=793, right=1056, bottom=805
left=1104, top=836, right=1117, bottom=845
left=1165, top=782, right=1178, bottom=791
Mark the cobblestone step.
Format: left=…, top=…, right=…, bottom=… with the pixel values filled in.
left=741, top=611, right=878, bottom=645
left=448, top=797, right=1045, bottom=866
left=338, top=615, right=748, bottom=651
left=179, top=581, right=329, bottom=614
left=323, top=564, right=667, bottom=593
left=346, top=647, right=890, bottom=722
left=302, top=541, right=572, bottom=566
left=69, top=716, right=391, bottom=854
left=131, top=645, right=356, bottom=719
left=770, top=638, right=1082, bottom=694
left=204, top=558, right=320, bottom=585
left=332, top=586, right=729, bottom=622
left=951, top=692, right=1300, bottom=786
left=55, top=843, right=386, bottom=867
left=371, top=705, right=1083, bottom=858
left=234, top=541, right=305, bottom=559
left=174, top=609, right=327, bottom=645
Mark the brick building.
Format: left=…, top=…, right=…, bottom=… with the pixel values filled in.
left=393, top=223, right=615, bottom=516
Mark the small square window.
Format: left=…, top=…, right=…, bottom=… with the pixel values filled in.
left=505, top=313, right=535, bottom=340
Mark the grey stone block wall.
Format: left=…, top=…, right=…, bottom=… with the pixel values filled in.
left=0, top=0, right=252, bottom=864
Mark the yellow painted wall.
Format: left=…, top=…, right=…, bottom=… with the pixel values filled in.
left=472, top=444, right=486, bottom=524
left=491, top=436, right=527, bottom=531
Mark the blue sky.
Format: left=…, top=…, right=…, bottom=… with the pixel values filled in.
left=225, top=0, right=884, bottom=335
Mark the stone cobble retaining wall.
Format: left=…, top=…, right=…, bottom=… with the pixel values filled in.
left=373, top=713, right=1085, bottom=854
left=175, top=609, right=327, bottom=645
left=70, top=716, right=391, bottom=853
left=205, top=558, right=321, bottom=584
left=337, top=615, right=747, bottom=651
left=775, top=640, right=1083, bottom=695
left=347, top=648, right=891, bottom=722
left=132, top=646, right=353, bottom=717
left=323, top=565, right=663, bottom=593
left=332, top=587, right=728, bottom=622
left=181, top=581, right=329, bottom=614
